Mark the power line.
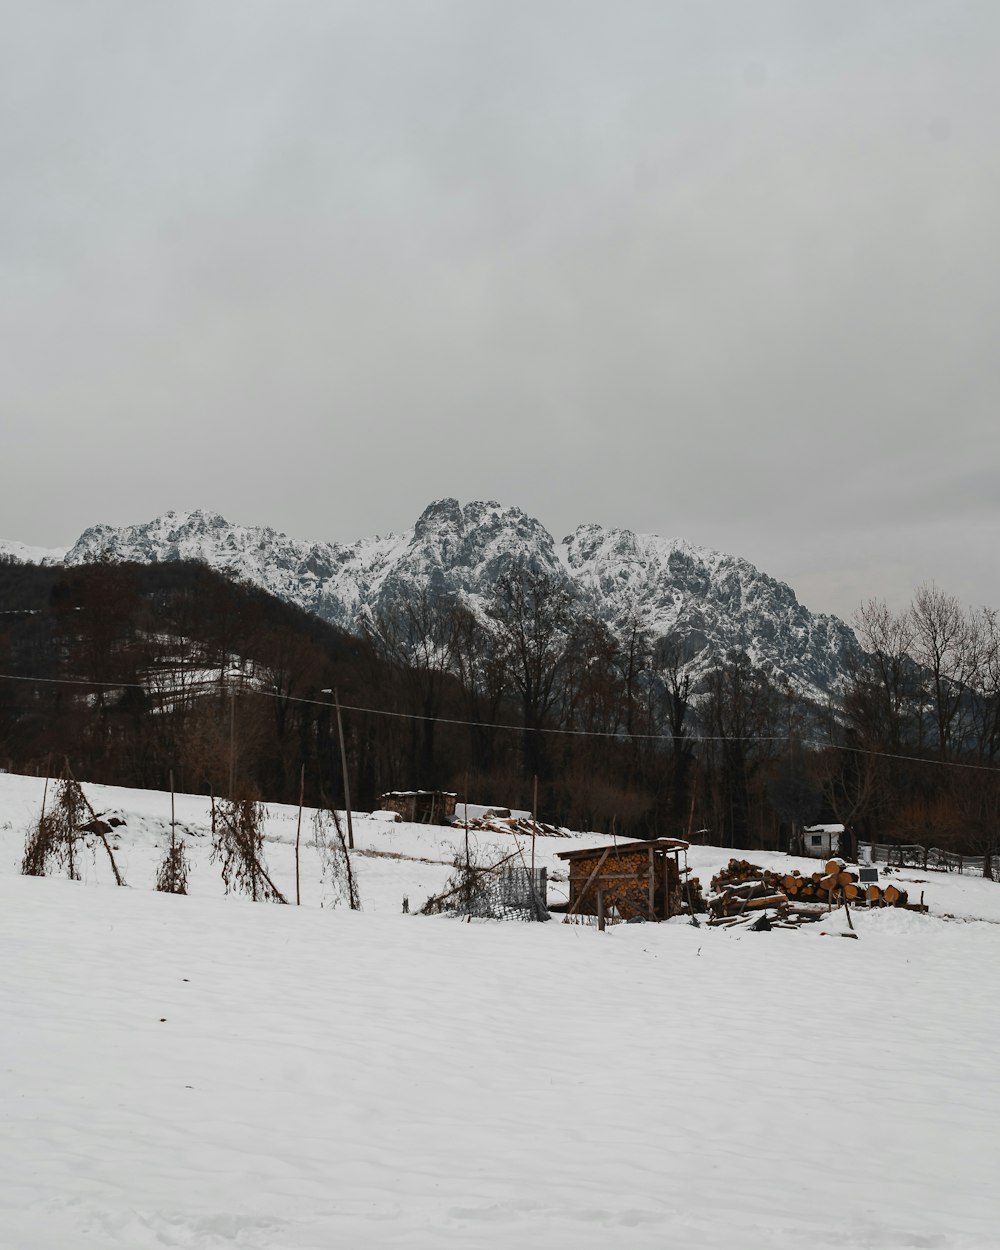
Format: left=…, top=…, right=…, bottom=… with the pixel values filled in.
left=0, top=669, right=786, bottom=743
left=3, top=668, right=1000, bottom=771
left=833, top=742, right=1000, bottom=774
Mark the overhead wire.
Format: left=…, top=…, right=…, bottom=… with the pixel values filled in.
left=3, top=668, right=1000, bottom=771
left=0, top=669, right=788, bottom=742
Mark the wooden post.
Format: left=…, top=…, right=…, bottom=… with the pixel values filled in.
left=228, top=687, right=236, bottom=801
left=664, top=854, right=672, bottom=919
left=463, top=772, right=470, bottom=871
left=597, top=888, right=605, bottom=932
left=39, top=755, right=51, bottom=826
left=648, top=845, right=656, bottom=919
left=531, top=774, right=538, bottom=882
left=61, top=760, right=75, bottom=881
left=334, top=689, right=354, bottom=850
left=294, top=762, right=305, bottom=906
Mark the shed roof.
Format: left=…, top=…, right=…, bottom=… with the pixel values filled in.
left=556, top=837, right=689, bottom=862
left=381, top=790, right=458, bottom=799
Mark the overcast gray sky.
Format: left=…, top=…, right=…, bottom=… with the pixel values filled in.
left=2, top=1, right=998, bottom=621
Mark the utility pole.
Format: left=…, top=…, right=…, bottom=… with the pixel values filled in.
left=323, top=688, right=354, bottom=850
left=228, top=686, right=236, bottom=801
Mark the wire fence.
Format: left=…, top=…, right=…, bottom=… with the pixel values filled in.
left=859, top=841, right=999, bottom=877
left=467, top=864, right=549, bottom=922
left=422, top=862, right=550, bottom=922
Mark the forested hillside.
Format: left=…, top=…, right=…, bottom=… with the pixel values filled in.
left=1, top=559, right=998, bottom=856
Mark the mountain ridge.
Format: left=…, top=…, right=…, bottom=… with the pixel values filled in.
left=8, top=501, right=858, bottom=699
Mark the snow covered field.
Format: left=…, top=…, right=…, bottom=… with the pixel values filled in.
left=2, top=771, right=1000, bottom=1248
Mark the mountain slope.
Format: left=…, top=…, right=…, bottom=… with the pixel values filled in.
left=0, top=539, right=67, bottom=565
left=563, top=524, right=857, bottom=694
left=57, top=501, right=857, bottom=697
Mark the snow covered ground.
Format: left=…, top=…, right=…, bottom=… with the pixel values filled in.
left=2, top=770, right=1000, bottom=1248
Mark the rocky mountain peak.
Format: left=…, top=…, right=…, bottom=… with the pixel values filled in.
left=47, top=501, right=858, bottom=699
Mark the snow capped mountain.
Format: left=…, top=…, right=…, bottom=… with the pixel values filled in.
left=62, top=502, right=565, bottom=629
left=57, top=500, right=857, bottom=697
left=0, top=539, right=67, bottom=566
left=563, top=524, right=858, bottom=695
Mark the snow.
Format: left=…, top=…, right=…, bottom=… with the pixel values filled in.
left=57, top=500, right=857, bottom=698
left=0, top=538, right=67, bottom=565
left=2, top=770, right=1000, bottom=1248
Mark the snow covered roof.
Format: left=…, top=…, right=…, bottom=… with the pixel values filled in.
left=804, top=824, right=845, bottom=834
left=381, top=790, right=457, bottom=799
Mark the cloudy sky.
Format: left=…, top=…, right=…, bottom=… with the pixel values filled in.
left=2, top=1, right=997, bottom=620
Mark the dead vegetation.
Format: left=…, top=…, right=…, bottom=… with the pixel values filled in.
left=211, top=796, right=287, bottom=903
left=421, top=839, right=548, bottom=922
left=313, top=807, right=360, bottom=910
left=22, top=761, right=126, bottom=886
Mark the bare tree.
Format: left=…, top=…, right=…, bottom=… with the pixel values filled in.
left=487, top=570, right=575, bottom=780
left=851, top=598, right=918, bottom=751
left=365, top=589, right=464, bottom=784
left=966, top=607, right=1000, bottom=764
left=654, top=634, right=698, bottom=831
left=450, top=601, right=511, bottom=775
left=701, top=652, right=782, bottom=848
left=909, top=583, right=981, bottom=759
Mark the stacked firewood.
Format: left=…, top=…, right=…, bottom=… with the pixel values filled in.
left=778, top=859, right=909, bottom=906
left=707, top=857, right=915, bottom=929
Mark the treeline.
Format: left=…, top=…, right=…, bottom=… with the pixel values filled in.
left=0, top=560, right=997, bottom=855
left=825, top=587, right=1000, bottom=857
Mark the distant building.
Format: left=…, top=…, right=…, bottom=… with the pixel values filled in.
left=802, top=823, right=850, bottom=859
left=379, top=790, right=457, bottom=825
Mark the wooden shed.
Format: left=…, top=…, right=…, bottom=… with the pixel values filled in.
left=379, top=790, right=457, bottom=825
left=553, top=837, right=691, bottom=922
left=801, top=823, right=855, bottom=860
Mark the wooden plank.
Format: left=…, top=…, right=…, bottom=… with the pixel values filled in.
left=585, top=872, right=655, bottom=882
left=648, top=845, right=655, bottom=918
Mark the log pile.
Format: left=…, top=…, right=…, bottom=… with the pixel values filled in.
left=453, top=814, right=572, bottom=839
left=707, top=857, right=921, bottom=929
